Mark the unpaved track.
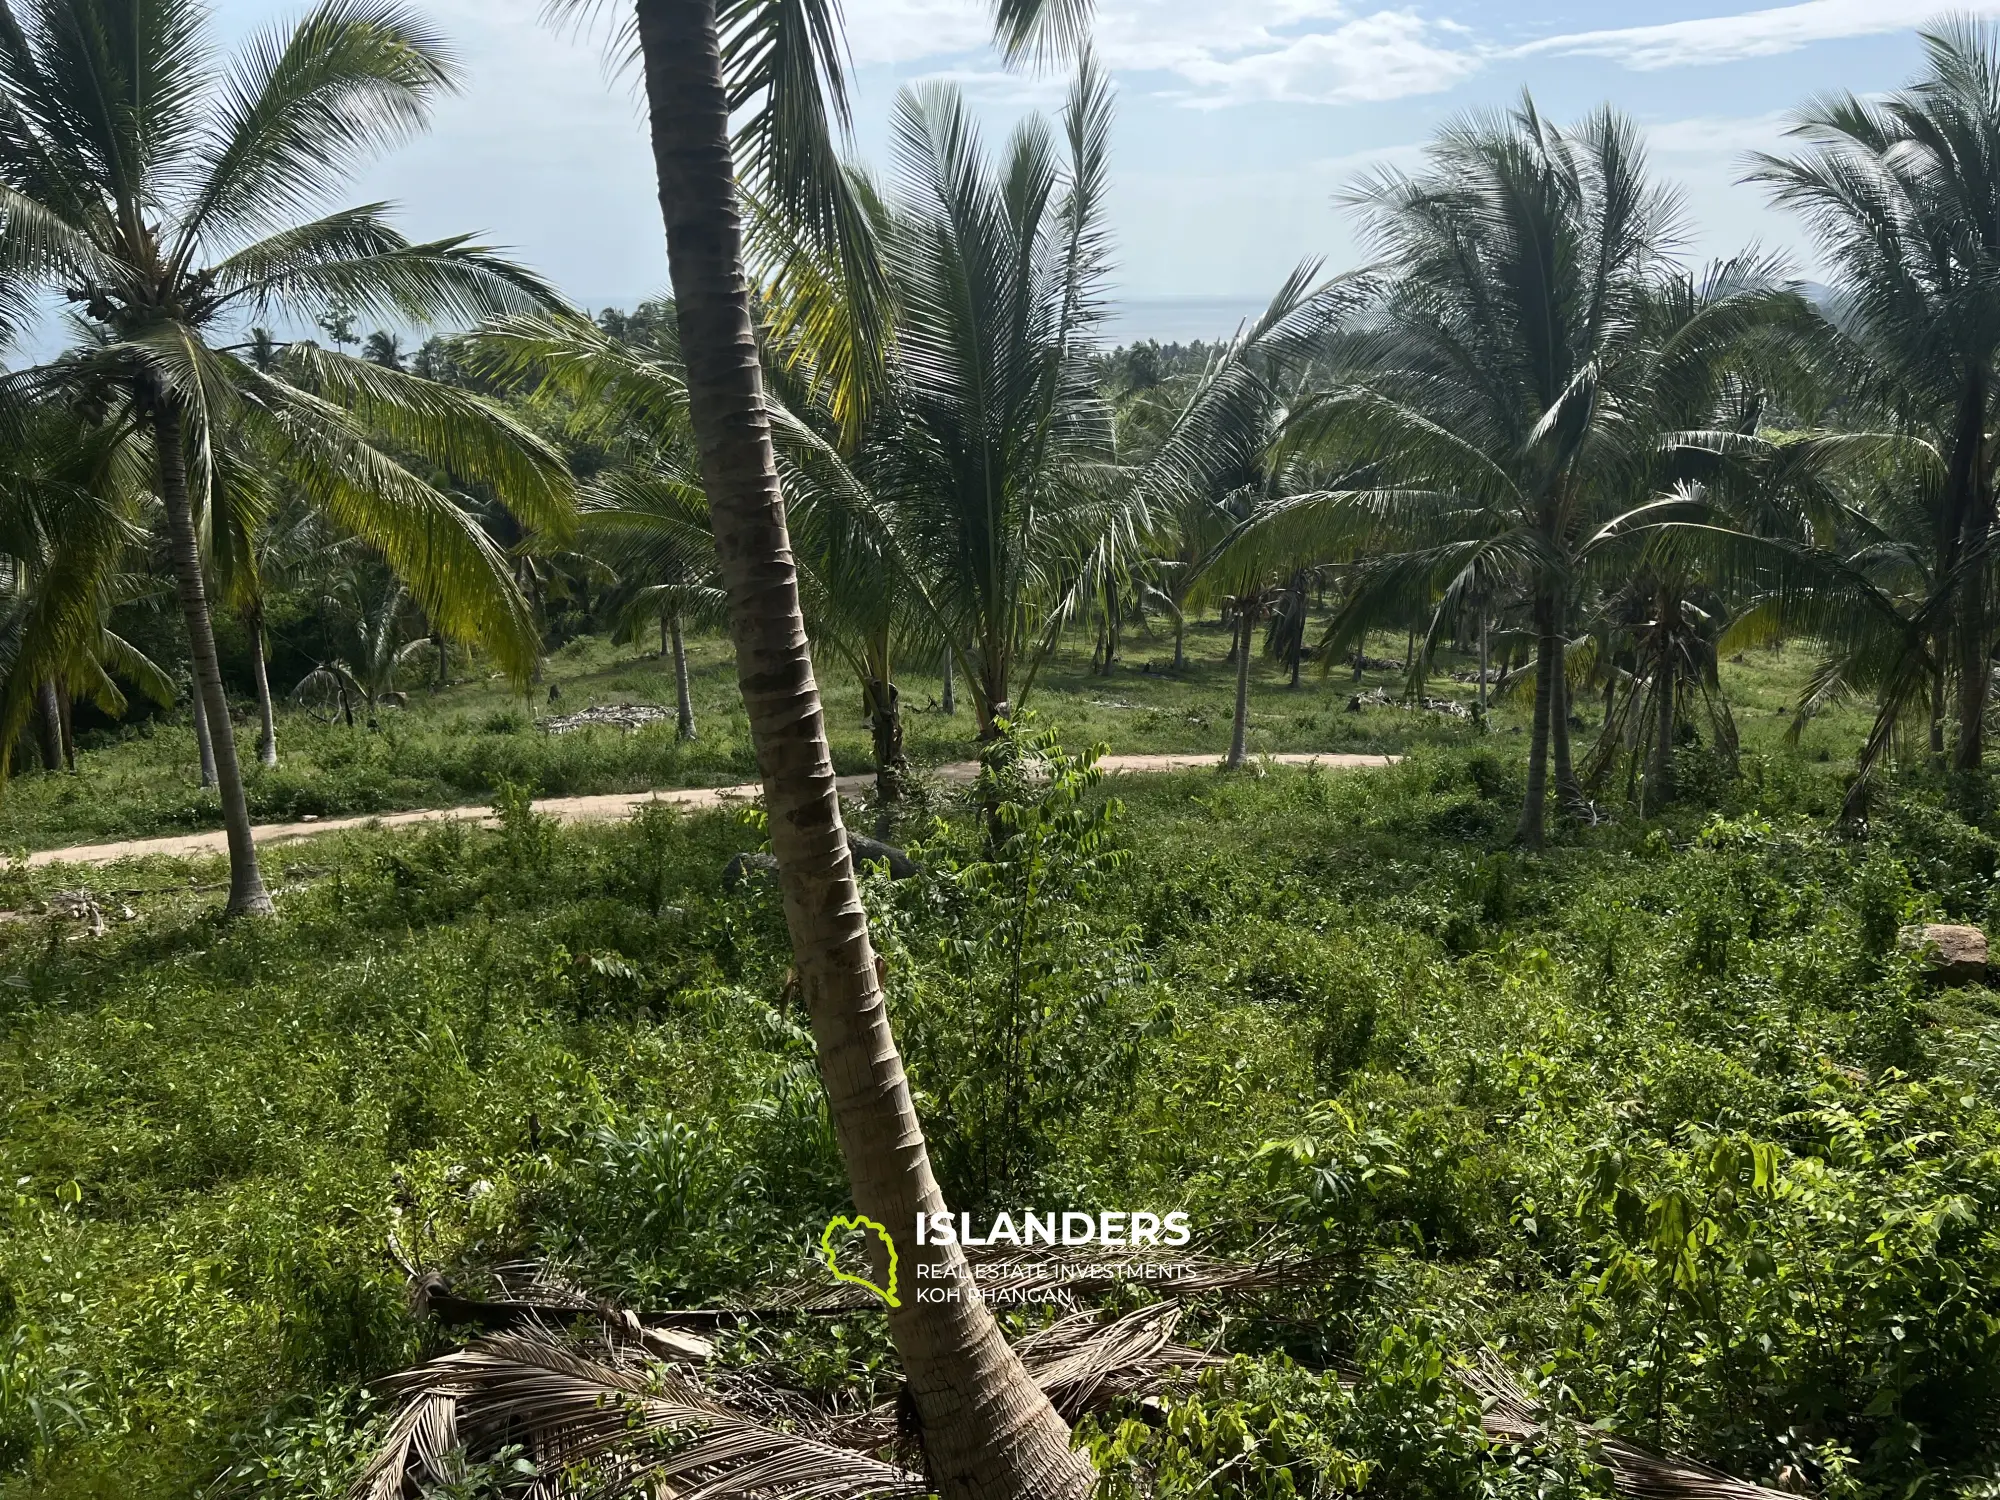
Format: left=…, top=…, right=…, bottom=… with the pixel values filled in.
left=17, top=752, right=1396, bottom=870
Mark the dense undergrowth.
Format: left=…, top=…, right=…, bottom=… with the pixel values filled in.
left=4, top=730, right=1999, bottom=1500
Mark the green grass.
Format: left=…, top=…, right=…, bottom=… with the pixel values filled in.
left=0, top=618, right=1868, bottom=854
left=3, top=728, right=1999, bottom=1499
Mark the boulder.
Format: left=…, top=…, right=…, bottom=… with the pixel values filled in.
left=1899, top=923, right=1989, bottom=984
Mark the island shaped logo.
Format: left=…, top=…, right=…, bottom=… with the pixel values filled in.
left=820, top=1214, right=900, bottom=1307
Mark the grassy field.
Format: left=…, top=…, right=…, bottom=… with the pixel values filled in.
left=3, top=694, right=1999, bottom=1498
left=0, top=613, right=1866, bottom=854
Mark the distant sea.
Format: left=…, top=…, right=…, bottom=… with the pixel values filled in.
left=1099, top=296, right=1270, bottom=348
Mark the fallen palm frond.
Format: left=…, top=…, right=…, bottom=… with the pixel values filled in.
left=353, top=1326, right=927, bottom=1500
left=1011, top=1304, right=1225, bottom=1417
left=412, top=1267, right=717, bottom=1362
left=378, top=1258, right=1797, bottom=1500
left=1451, top=1355, right=1793, bottom=1500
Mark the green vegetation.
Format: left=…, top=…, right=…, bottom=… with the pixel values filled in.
left=9, top=2, right=2000, bottom=1498
left=0, top=623, right=1573, bottom=853
left=5, top=731, right=2000, bottom=1498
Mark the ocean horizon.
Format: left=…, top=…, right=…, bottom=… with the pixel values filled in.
left=1099, top=296, right=1269, bottom=347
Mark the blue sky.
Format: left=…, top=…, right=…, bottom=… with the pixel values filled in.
left=217, top=1, right=1991, bottom=330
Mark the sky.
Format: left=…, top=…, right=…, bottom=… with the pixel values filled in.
left=213, top=0, right=1997, bottom=340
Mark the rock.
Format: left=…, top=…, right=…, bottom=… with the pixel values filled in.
left=722, top=851, right=780, bottom=888
left=724, top=834, right=919, bottom=889
left=1899, top=923, right=1989, bottom=984
left=379, top=691, right=409, bottom=709
left=848, top=833, right=919, bottom=879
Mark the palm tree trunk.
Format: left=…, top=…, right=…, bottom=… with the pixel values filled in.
left=192, top=686, right=218, bottom=788
left=1227, top=608, right=1253, bottom=770
left=1933, top=662, right=1948, bottom=758
left=1518, top=595, right=1555, bottom=849
left=251, top=610, right=280, bottom=769
left=942, top=650, right=956, bottom=714
left=1477, top=612, right=1489, bottom=717
left=1552, top=637, right=1580, bottom=810
left=1648, top=666, right=1675, bottom=813
left=34, top=680, right=63, bottom=773
left=56, top=685, right=74, bottom=771
left=671, top=612, right=697, bottom=741
left=634, top=7, right=1091, bottom=1497
left=865, top=673, right=904, bottom=840
left=152, top=391, right=273, bottom=917
left=1957, top=555, right=1992, bottom=774
left=1949, top=379, right=1992, bottom=773
left=1172, top=609, right=1186, bottom=672
left=435, top=632, right=449, bottom=693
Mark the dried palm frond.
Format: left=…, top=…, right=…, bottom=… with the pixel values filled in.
left=1012, top=1305, right=1226, bottom=1417
left=352, top=1391, right=458, bottom=1500
left=1452, top=1355, right=1792, bottom=1500
left=354, top=1327, right=925, bottom=1500
left=822, top=1303, right=1229, bottom=1454
left=380, top=1259, right=1790, bottom=1500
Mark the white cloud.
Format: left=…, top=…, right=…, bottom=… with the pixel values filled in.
left=1524, top=0, right=2000, bottom=71
left=842, top=0, right=1483, bottom=106
left=841, top=0, right=995, bottom=66
left=1165, top=10, right=1483, bottom=104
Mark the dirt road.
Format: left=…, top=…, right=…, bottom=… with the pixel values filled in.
left=17, top=752, right=1397, bottom=870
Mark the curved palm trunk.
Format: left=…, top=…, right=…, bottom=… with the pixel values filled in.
left=1517, top=594, right=1555, bottom=849
left=941, top=650, right=956, bottom=715
left=153, top=394, right=273, bottom=917
left=250, top=608, right=279, bottom=768
left=671, top=612, right=697, bottom=741
left=634, top=7, right=1092, bottom=1499
left=1226, top=607, right=1254, bottom=769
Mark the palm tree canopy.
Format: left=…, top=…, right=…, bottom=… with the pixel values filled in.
left=0, top=0, right=579, bottom=682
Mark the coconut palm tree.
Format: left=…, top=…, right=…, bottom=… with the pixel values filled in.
left=877, top=70, right=1125, bottom=736
left=0, top=0, right=575, bottom=914
left=583, top=450, right=725, bottom=744
left=1751, top=17, right=2000, bottom=775
left=0, top=391, right=173, bottom=770
left=548, top=0, right=1100, bottom=1491
left=1143, top=266, right=1376, bottom=768
left=1259, top=110, right=1790, bottom=845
